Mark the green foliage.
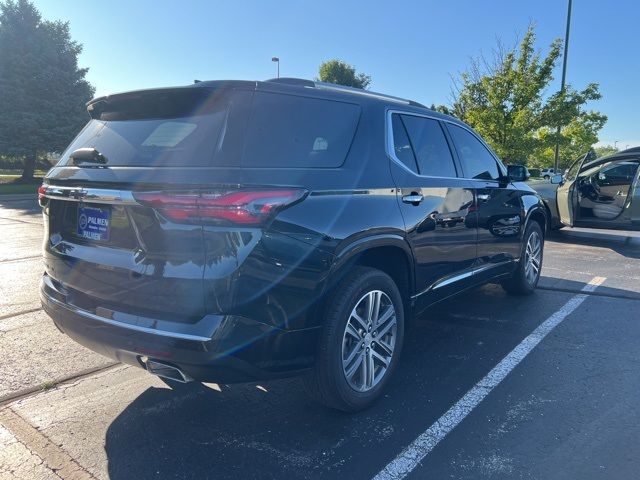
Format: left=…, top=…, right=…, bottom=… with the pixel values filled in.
left=594, top=145, right=619, bottom=158
left=527, top=168, right=541, bottom=178
left=318, top=59, right=371, bottom=89
left=429, top=104, right=453, bottom=116
left=0, top=179, right=42, bottom=195
left=530, top=112, right=607, bottom=168
left=449, top=25, right=606, bottom=168
left=0, top=0, right=94, bottom=179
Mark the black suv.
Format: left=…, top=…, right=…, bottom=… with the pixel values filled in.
left=40, top=78, right=547, bottom=411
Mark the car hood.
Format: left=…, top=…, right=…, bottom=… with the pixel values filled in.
left=527, top=181, right=559, bottom=201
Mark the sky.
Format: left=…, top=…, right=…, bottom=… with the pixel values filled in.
left=34, top=0, right=639, bottom=149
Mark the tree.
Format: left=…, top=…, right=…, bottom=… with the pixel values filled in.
left=530, top=112, right=607, bottom=168
left=449, top=25, right=606, bottom=167
left=0, top=0, right=94, bottom=180
left=594, top=145, right=619, bottom=158
left=429, top=104, right=453, bottom=116
left=318, top=60, right=371, bottom=89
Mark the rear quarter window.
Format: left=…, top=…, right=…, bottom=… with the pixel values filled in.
left=241, top=92, right=361, bottom=168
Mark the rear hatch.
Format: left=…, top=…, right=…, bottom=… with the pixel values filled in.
left=42, top=81, right=361, bottom=322
left=42, top=84, right=257, bottom=322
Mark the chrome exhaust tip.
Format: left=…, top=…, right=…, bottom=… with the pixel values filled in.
left=143, top=358, right=192, bottom=383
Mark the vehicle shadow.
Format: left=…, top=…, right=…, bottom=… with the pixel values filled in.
left=0, top=197, right=42, bottom=222
left=548, top=228, right=640, bottom=259
left=102, top=282, right=622, bottom=480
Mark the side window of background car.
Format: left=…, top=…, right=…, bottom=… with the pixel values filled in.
left=599, top=163, right=637, bottom=184
left=391, top=114, right=419, bottom=173
left=448, top=124, right=500, bottom=181
left=400, top=115, right=457, bottom=177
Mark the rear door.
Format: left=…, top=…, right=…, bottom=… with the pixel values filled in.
left=591, top=162, right=638, bottom=224
left=575, top=160, right=640, bottom=229
left=445, top=123, right=522, bottom=279
left=388, top=112, right=477, bottom=312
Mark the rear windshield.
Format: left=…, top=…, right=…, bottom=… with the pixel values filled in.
left=59, top=88, right=360, bottom=169
left=59, top=88, right=243, bottom=168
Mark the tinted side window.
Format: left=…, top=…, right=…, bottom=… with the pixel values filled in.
left=401, top=115, right=457, bottom=177
left=602, top=163, right=637, bottom=180
left=243, top=92, right=360, bottom=168
left=448, top=124, right=500, bottom=181
left=391, top=114, right=418, bottom=173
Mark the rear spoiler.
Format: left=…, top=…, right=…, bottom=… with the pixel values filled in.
left=86, top=81, right=259, bottom=120
left=86, top=87, right=212, bottom=120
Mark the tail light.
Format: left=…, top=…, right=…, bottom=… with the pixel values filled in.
left=38, top=184, right=48, bottom=207
left=133, top=189, right=307, bottom=226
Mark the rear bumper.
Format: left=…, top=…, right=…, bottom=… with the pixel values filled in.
left=41, top=274, right=319, bottom=383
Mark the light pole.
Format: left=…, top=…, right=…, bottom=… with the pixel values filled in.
left=614, top=140, right=619, bottom=150
left=553, top=0, right=573, bottom=172
left=271, top=57, right=280, bottom=78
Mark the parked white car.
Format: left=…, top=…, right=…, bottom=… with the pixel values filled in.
left=541, top=168, right=557, bottom=180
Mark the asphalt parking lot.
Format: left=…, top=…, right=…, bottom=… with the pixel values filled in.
left=1, top=195, right=639, bottom=480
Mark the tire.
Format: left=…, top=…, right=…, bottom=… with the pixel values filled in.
left=303, top=267, right=405, bottom=412
left=543, top=175, right=550, bottom=181
left=501, top=221, right=544, bottom=295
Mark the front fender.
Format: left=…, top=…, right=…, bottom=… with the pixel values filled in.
left=522, top=194, right=549, bottom=234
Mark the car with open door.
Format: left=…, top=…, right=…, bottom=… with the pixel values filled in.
left=536, top=147, right=640, bottom=230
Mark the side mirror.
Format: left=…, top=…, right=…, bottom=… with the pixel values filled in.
left=550, top=174, right=563, bottom=184
left=507, top=165, right=529, bottom=182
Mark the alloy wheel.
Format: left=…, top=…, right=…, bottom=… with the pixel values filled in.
left=524, top=230, right=542, bottom=286
left=341, top=290, right=397, bottom=392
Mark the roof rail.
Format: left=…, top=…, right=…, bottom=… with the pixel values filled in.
left=619, top=146, right=640, bottom=154
left=314, top=82, right=425, bottom=107
left=264, top=77, right=425, bottom=108
left=265, top=77, right=315, bottom=87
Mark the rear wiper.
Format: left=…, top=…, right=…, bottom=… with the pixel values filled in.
left=71, top=147, right=108, bottom=165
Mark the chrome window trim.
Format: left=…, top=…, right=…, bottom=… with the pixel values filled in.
left=385, top=109, right=508, bottom=180
left=42, top=186, right=137, bottom=205
left=385, top=109, right=460, bottom=180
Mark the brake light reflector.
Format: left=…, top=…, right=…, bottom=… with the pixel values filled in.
left=37, top=184, right=47, bottom=200
left=133, top=189, right=306, bottom=225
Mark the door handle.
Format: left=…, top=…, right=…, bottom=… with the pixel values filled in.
left=402, top=194, right=424, bottom=205
left=477, top=193, right=490, bottom=202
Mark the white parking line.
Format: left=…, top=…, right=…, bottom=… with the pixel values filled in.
left=373, top=276, right=606, bottom=480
